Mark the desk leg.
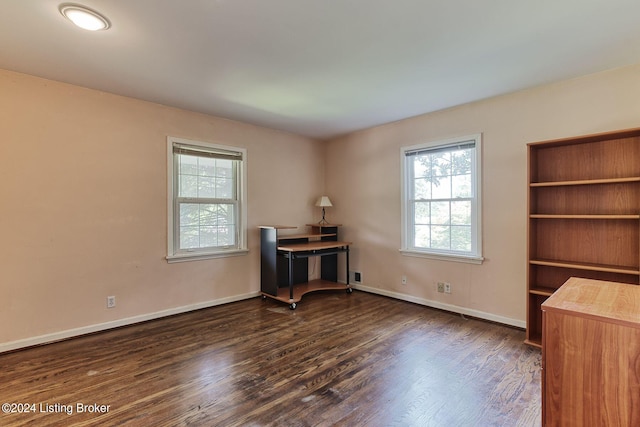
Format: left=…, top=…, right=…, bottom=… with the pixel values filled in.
left=345, top=247, right=353, bottom=293
left=287, top=253, right=297, bottom=309
left=346, top=248, right=350, bottom=286
left=288, top=252, right=294, bottom=301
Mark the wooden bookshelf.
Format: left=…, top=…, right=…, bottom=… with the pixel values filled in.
left=525, top=128, right=640, bottom=347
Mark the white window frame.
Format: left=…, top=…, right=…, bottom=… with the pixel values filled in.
left=166, top=136, right=248, bottom=263
left=400, top=134, right=483, bottom=264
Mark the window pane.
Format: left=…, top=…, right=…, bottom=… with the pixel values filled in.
left=451, top=226, right=471, bottom=251
left=200, top=226, right=218, bottom=247
left=431, top=225, right=450, bottom=249
left=414, top=177, right=431, bottom=200
left=180, top=204, right=199, bottom=226
left=217, top=204, right=235, bottom=226
left=451, top=174, right=471, bottom=198
left=199, top=204, right=217, bottom=226
left=180, top=155, right=198, bottom=175
left=431, top=176, right=451, bottom=199
left=432, top=152, right=451, bottom=177
left=451, top=201, right=471, bottom=225
left=179, top=174, right=198, bottom=198
left=198, top=176, right=216, bottom=198
left=180, top=226, right=200, bottom=249
left=414, top=202, right=430, bottom=224
left=217, top=225, right=235, bottom=246
left=199, top=157, right=216, bottom=176
left=413, top=157, right=430, bottom=178
left=216, top=177, right=234, bottom=199
left=216, top=159, right=234, bottom=178
left=415, top=225, right=430, bottom=248
left=451, top=149, right=471, bottom=175
left=431, top=201, right=450, bottom=225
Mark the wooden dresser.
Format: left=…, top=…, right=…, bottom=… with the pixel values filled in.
left=541, top=277, right=640, bottom=426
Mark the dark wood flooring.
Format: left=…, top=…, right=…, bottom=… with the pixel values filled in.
left=0, top=291, right=541, bottom=426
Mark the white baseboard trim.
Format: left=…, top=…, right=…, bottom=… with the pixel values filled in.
left=2, top=285, right=525, bottom=353
left=0, top=291, right=261, bottom=354
left=352, top=284, right=526, bottom=329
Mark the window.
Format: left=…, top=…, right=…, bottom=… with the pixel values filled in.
left=167, top=137, right=247, bottom=262
left=401, top=134, right=483, bottom=264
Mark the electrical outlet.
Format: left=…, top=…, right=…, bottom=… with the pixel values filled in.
left=354, top=272, right=362, bottom=283
left=401, top=275, right=407, bottom=285
left=444, top=282, right=451, bottom=294
left=437, top=282, right=445, bottom=293
left=107, top=296, right=116, bottom=308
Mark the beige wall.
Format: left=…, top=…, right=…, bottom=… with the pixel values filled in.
left=0, top=69, right=324, bottom=350
left=324, top=64, right=640, bottom=326
left=2, top=63, right=639, bottom=350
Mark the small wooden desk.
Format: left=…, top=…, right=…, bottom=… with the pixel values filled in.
left=259, top=225, right=352, bottom=309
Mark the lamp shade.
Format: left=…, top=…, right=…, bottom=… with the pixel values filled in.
left=315, top=196, right=333, bottom=207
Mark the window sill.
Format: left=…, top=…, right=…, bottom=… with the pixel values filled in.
left=399, top=249, right=484, bottom=265
left=166, top=249, right=249, bottom=263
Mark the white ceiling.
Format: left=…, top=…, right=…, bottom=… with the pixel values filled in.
left=1, top=1, right=640, bottom=140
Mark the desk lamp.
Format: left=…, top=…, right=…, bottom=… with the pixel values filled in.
left=315, top=196, right=333, bottom=225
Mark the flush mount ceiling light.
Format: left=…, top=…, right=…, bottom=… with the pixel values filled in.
left=59, top=3, right=111, bottom=31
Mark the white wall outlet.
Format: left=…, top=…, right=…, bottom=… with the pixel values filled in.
left=107, top=296, right=116, bottom=308
left=444, top=282, right=451, bottom=294
left=401, top=275, right=407, bottom=285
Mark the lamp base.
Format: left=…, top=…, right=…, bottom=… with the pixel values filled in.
left=318, top=207, right=329, bottom=225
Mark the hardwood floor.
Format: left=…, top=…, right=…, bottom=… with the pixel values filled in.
left=0, top=291, right=541, bottom=426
